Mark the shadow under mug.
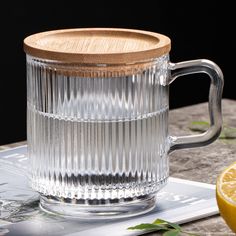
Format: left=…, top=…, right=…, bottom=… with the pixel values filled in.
left=24, top=28, right=224, bottom=218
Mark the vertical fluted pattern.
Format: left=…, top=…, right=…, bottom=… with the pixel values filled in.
left=27, top=55, right=170, bottom=202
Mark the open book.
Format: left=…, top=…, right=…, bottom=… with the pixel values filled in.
left=0, top=146, right=218, bottom=236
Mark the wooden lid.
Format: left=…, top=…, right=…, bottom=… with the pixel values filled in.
left=24, top=28, right=171, bottom=64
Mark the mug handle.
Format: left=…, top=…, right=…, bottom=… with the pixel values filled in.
left=168, top=59, right=224, bottom=153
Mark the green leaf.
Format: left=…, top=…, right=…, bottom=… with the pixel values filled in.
left=127, top=223, right=168, bottom=231
left=166, top=222, right=181, bottom=230
left=152, top=218, right=168, bottom=225
left=127, top=218, right=200, bottom=236
left=152, top=219, right=181, bottom=230
left=153, top=218, right=166, bottom=224
left=189, top=121, right=210, bottom=132
left=163, top=229, right=181, bottom=236
left=189, top=121, right=236, bottom=140
left=220, top=126, right=236, bottom=139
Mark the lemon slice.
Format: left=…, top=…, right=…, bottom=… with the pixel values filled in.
left=216, top=162, right=236, bottom=233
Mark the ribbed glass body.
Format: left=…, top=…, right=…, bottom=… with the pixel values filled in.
left=27, top=55, right=170, bottom=205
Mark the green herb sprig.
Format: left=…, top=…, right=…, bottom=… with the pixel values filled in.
left=128, top=218, right=199, bottom=236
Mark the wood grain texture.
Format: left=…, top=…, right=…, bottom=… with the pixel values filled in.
left=24, top=28, right=171, bottom=64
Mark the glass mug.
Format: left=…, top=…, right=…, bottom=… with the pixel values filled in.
left=24, top=28, right=223, bottom=218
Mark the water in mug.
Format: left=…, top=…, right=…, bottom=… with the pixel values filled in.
left=27, top=57, right=170, bottom=203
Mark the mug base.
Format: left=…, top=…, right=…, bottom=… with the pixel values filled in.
left=40, top=193, right=156, bottom=219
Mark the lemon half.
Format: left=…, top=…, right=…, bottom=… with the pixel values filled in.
left=216, top=162, right=236, bottom=233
